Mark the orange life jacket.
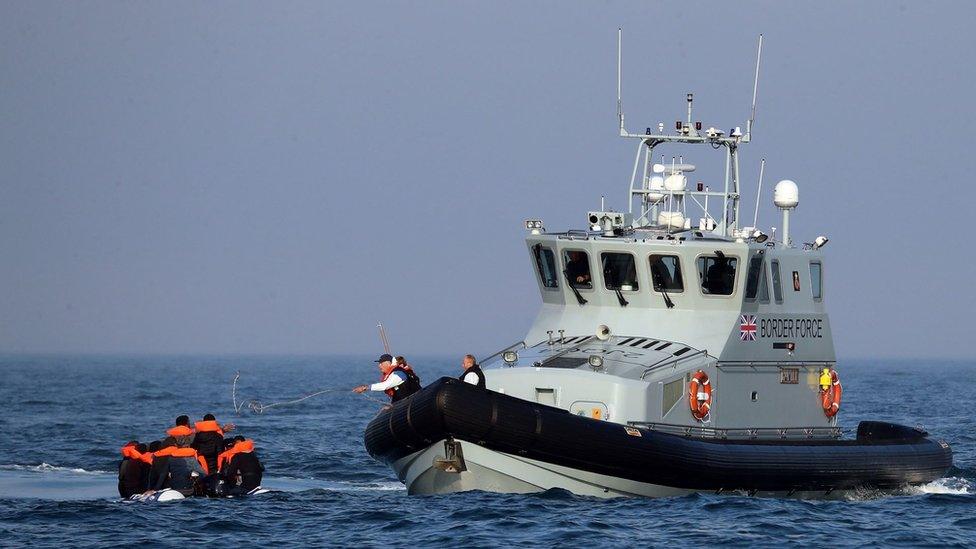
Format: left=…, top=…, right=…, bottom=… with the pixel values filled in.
left=120, top=444, right=153, bottom=464
left=194, top=420, right=224, bottom=436
left=218, top=439, right=255, bottom=471
left=166, top=425, right=194, bottom=437
left=154, top=445, right=209, bottom=475
left=382, top=365, right=420, bottom=399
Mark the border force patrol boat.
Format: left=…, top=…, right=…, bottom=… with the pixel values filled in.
left=364, top=31, right=952, bottom=498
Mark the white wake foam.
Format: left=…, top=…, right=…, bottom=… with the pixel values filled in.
left=910, top=477, right=973, bottom=496
left=265, top=476, right=405, bottom=492
left=0, top=463, right=111, bottom=475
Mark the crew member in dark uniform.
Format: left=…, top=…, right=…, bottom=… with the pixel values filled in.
left=353, top=353, right=422, bottom=403
left=459, top=354, right=486, bottom=388
left=565, top=251, right=591, bottom=287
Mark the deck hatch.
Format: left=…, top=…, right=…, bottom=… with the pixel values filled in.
left=540, top=357, right=589, bottom=369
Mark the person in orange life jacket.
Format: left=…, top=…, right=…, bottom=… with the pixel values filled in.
left=459, top=354, right=486, bottom=388
left=161, top=415, right=195, bottom=448
left=118, top=441, right=151, bottom=498
left=222, top=436, right=265, bottom=495
left=152, top=433, right=208, bottom=496
left=217, top=438, right=238, bottom=473
left=192, top=413, right=235, bottom=474
left=353, top=353, right=421, bottom=403
left=146, top=440, right=170, bottom=490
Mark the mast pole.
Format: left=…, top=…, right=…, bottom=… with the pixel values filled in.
left=747, top=34, right=763, bottom=141
left=732, top=145, right=741, bottom=233
left=617, top=28, right=624, bottom=135
left=753, top=158, right=766, bottom=228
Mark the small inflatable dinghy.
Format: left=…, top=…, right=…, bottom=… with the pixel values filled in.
left=365, top=378, right=953, bottom=497
left=128, top=489, right=185, bottom=503
left=126, top=486, right=269, bottom=502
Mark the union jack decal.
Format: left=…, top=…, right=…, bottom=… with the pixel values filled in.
left=740, top=314, right=758, bottom=341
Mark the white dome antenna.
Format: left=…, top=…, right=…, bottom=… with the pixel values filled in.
left=774, top=179, right=798, bottom=248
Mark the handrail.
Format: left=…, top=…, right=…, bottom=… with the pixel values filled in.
left=640, top=349, right=709, bottom=380
left=481, top=340, right=527, bottom=365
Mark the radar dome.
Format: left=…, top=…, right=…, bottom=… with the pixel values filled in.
left=774, top=179, right=799, bottom=209
left=648, top=176, right=665, bottom=202
left=664, top=174, right=687, bottom=191
left=657, top=211, right=685, bottom=229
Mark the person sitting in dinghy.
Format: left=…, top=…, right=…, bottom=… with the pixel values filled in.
left=221, top=436, right=265, bottom=496
left=191, top=413, right=235, bottom=474
left=118, top=441, right=151, bottom=498
left=150, top=437, right=209, bottom=497
left=353, top=353, right=422, bottom=403
left=161, top=415, right=195, bottom=447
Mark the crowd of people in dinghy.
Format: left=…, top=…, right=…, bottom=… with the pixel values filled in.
left=117, top=413, right=264, bottom=499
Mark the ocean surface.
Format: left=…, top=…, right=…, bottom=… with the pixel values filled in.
left=0, top=355, right=973, bottom=547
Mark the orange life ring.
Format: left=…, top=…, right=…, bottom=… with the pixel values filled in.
left=820, top=369, right=842, bottom=417
left=688, top=370, right=712, bottom=422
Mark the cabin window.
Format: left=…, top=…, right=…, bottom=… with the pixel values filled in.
left=601, top=252, right=639, bottom=291
left=810, top=262, right=823, bottom=300
left=745, top=254, right=770, bottom=303
left=697, top=254, right=738, bottom=296
left=563, top=250, right=592, bottom=289
left=532, top=245, right=559, bottom=289
left=649, top=254, right=684, bottom=292
left=771, top=260, right=783, bottom=303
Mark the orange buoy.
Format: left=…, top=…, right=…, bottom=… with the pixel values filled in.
left=688, top=370, right=712, bottom=422
left=820, top=369, right=842, bottom=417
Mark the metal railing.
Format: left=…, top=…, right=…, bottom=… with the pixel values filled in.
left=639, top=349, right=709, bottom=380
left=480, top=340, right=527, bottom=365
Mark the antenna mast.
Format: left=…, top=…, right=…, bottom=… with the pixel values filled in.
left=746, top=34, right=763, bottom=141
left=753, top=158, right=766, bottom=228
left=617, top=28, right=624, bottom=135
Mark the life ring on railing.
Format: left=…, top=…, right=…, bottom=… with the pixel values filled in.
left=819, top=369, right=842, bottom=417
left=688, top=370, right=712, bottom=422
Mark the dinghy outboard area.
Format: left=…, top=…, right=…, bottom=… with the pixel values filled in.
left=362, top=29, right=953, bottom=498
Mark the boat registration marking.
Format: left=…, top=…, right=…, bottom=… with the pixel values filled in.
left=779, top=368, right=799, bottom=384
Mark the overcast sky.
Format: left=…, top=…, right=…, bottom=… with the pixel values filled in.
left=2, top=1, right=975, bottom=359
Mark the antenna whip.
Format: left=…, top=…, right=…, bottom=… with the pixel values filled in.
left=377, top=322, right=391, bottom=355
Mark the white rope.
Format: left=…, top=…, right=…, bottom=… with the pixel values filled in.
left=232, top=371, right=387, bottom=414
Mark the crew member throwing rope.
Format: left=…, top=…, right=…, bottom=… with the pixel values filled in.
left=353, top=353, right=422, bottom=403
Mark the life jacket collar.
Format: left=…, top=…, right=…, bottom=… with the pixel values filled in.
left=121, top=445, right=142, bottom=460
left=194, top=420, right=223, bottom=435
left=234, top=439, right=255, bottom=454
left=166, top=425, right=194, bottom=437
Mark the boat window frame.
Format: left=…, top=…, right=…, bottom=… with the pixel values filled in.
left=744, top=252, right=770, bottom=303
left=600, top=251, right=641, bottom=293
left=532, top=244, right=560, bottom=291
left=561, top=248, right=595, bottom=292
left=648, top=253, right=685, bottom=294
left=771, top=259, right=783, bottom=304
left=810, top=261, right=823, bottom=301
left=695, top=252, right=741, bottom=298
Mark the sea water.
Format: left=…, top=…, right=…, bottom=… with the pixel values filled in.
left=0, top=356, right=972, bottom=547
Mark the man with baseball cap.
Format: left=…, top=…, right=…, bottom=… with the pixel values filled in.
left=353, top=353, right=422, bottom=403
